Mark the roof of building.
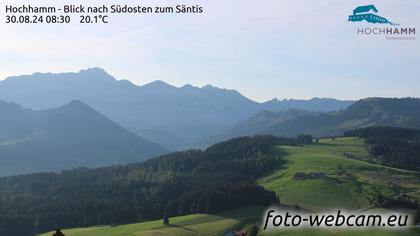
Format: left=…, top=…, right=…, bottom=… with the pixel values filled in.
left=353, top=5, right=378, bottom=14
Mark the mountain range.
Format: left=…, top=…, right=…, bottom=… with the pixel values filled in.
left=0, top=100, right=166, bottom=176
left=0, top=68, right=353, bottom=150
left=206, top=97, right=420, bottom=143
left=1, top=68, right=420, bottom=176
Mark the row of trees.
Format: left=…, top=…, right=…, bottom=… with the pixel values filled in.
left=0, top=135, right=292, bottom=235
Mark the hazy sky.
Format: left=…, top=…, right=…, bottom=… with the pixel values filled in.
left=1, top=0, right=419, bottom=102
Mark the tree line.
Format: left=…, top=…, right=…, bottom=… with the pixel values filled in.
left=0, top=135, right=299, bottom=235
left=344, top=127, right=420, bottom=171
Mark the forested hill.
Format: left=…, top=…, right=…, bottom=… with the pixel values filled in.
left=0, top=136, right=296, bottom=236
left=345, top=126, right=420, bottom=171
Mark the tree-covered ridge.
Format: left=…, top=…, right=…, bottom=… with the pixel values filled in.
left=345, top=127, right=420, bottom=171
left=142, top=136, right=295, bottom=176
left=0, top=135, right=294, bottom=236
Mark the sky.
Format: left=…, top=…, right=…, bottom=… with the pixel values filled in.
left=0, top=0, right=419, bottom=102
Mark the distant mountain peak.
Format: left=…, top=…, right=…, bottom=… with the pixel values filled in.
left=0, top=99, right=167, bottom=176
left=142, top=80, right=175, bottom=89
left=65, top=99, right=87, bottom=107
left=201, top=84, right=244, bottom=97
left=201, top=84, right=231, bottom=91
left=53, top=100, right=95, bottom=114
left=202, top=84, right=215, bottom=89
left=3, top=67, right=117, bottom=83
left=181, top=84, right=196, bottom=89
left=79, top=67, right=107, bottom=73
left=77, top=67, right=116, bottom=82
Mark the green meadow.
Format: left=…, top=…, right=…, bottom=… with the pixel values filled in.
left=258, top=137, right=420, bottom=211
left=40, top=137, right=420, bottom=236
left=39, top=206, right=263, bottom=236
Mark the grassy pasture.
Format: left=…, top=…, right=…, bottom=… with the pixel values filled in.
left=258, top=137, right=420, bottom=210
left=40, top=137, right=420, bottom=236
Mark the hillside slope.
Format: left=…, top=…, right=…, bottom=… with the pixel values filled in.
left=37, top=137, right=420, bottom=235
left=268, top=97, right=420, bottom=137
left=3, top=134, right=420, bottom=236
left=208, top=98, right=420, bottom=143
left=39, top=206, right=263, bottom=236
left=258, top=137, right=420, bottom=211
left=39, top=205, right=419, bottom=236
left=203, top=109, right=319, bottom=145
left=0, top=136, right=285, bottom=235
left=0, top=100, right=167, bottom=176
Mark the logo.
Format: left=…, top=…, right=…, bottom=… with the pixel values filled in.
left=348, top=5, right=398, bottom=26
left=348, top=4, right=415, bottom=40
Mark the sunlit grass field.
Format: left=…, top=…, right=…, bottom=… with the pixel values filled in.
left=40, top=137, right=420, bottom=236
left=39, top=206, right=263, bottom=236
left=258, top=137, right=420, bottom=211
